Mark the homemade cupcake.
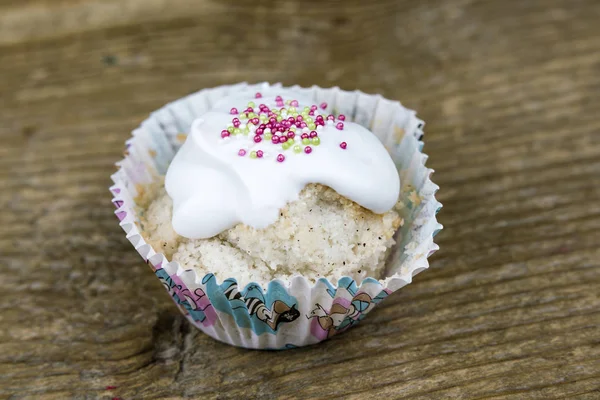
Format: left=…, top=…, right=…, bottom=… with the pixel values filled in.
left=111, top=83, right=441, bottom=349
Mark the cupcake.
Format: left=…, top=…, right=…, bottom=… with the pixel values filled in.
left=111, top=83, right=441, bottom=349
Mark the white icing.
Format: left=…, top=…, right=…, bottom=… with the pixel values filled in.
left=165, top=90, right=400, bottom=239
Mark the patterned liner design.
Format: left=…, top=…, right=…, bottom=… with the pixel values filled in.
left=110, top=83, right=442, bottom=349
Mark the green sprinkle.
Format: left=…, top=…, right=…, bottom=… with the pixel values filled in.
left=312, top=137, right=321, bottom=146
left=239, top=113, right=247, bottom=120
left=294, top=145, right=302, bottom=153
left=308, top=123, right=316, bottom=130
left=288, top=107, right=296, bottom=113
left=264, top=133, right=272, bottom=141
left=250, top=151, right=257, bottom=159
left=234, top=128, right=241, bottom=135
left=227, top=127, right=234, bottom=133
left=303, top=106, right=310, bottom=112
left=302, top=138, right=310, bottom=145
left=248, top=101, right=256, bottom=108
left=243, top=126, right=250, bottom=135
left=276, top=116, right=283, bottom=122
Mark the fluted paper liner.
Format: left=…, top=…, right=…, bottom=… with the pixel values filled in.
left=110, top=83, right=442, bottom=349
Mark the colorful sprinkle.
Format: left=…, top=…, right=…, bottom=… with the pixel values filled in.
left=220, top=94, right=354, bottom=161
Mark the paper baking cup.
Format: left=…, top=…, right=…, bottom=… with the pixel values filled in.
left=110, top=83, right=442, bottom=349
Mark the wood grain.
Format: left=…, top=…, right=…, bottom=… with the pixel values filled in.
left=1, top=0, right=599, bottom=398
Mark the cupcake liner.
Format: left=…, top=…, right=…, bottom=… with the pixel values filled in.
left=110, top=82, right=442, bottom=349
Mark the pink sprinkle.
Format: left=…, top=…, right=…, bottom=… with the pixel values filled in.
left=309, top=131, right=318, bottom=138
left=327, top=114, right=335, bottom=121
left=277, top=154, right=285, bottom=162
left=221, top=130, right=230, bottom=138
left=253, top=135, right=262, bottom=143
left=275, top=95, right=283, bottom=102
left=259, top=124, right=266, bottom=129
left=340, top=142, right=347, bottom=149
left=246, top=107, right=253, bottom=113
left=257, top=150, right=264, bottom=158
left=320, top=102, right=327, bottom=109
left=316, top=115, right=324, bottom=120
left=300, top=122, right=307, bottom=128
left=336, top=122, right=344, bottom=130
left=287, top=131, right=296, bottom=138
left=290, top=100, right=299, bottom=107
left=269, top=117, right=277, bottom=124
left=296, top=115, right=303, bottom=121
left=256, top=128, right=264, bottom=135
left=301, top=133, right=309, bottom=139
left=272, top=135, right=280, bottom=144
left=233, top=118, right=241, bottom=127
left=230, top=108, right=238, bottom=115
left=304, top=146, right=313, bottom=154
left=279, top=136, right=288, bottom=143
left=276, top=101, right=284, bottom=107
left=310, top=105, right=318, bottom=111
left=308, top=110, right=315, bottom=116
left=238, top=149, right=247, bottom=156
left=255, top=92, right=262, bottom=98
left=251, top=118, right=260, bottom=125
left=106, top=386, right=117, bottom=390
left=338, top=114, right=346, bottom=121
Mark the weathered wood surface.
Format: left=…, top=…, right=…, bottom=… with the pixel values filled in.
left=1, top=0, right=599, bottom=398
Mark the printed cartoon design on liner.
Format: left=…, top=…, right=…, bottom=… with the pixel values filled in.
left=202, top=274, right=300, bottom=335
left=223, top=281, right=300, bottom=330
left=155, top=267, right=217, bottom=327
left=308, top=278, right=392, bottom=340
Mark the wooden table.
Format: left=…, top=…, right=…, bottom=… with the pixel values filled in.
left=1, top=0, right=599, bottom=398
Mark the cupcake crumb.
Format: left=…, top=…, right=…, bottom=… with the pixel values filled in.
left=139, top=183, right=402, bottom=287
